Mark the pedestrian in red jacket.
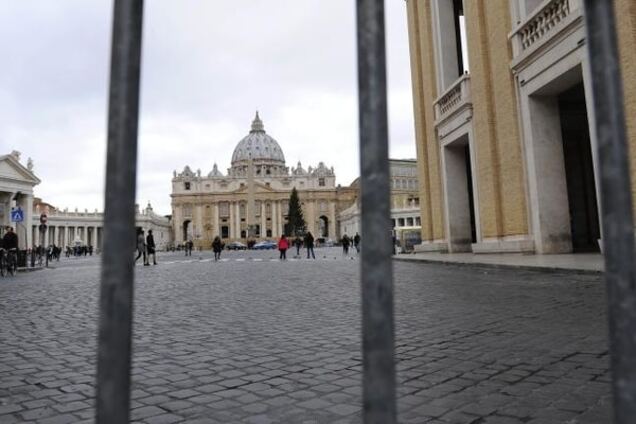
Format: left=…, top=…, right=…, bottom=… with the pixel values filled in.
left=278, top=235, right=289, bottom=260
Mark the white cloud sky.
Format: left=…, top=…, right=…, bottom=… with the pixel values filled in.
left=1, top=1, right=415, bottom=216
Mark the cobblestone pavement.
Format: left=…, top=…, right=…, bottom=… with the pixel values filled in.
left=0, top=249, right=611, bottom=423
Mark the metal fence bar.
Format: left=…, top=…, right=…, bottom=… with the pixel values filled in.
left=356, top=0, right=397, bottom=422
left=582, top=0, right=636, bottom=422
left=96, top=1, right=144, bottom=423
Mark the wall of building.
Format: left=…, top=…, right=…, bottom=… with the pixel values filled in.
left=464, top=0, right=528, bottom=239
left=406, top=0, right=444, bottom=243
left=616, top=0, right=636, bottom=216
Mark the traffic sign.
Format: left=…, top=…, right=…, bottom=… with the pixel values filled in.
left=10, top=207, right=24, bottom=223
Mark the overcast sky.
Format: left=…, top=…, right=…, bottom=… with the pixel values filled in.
left=1, top=1, right=415, bottom=216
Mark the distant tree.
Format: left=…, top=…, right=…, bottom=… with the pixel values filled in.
left=286, top=187, right=306, bottom=236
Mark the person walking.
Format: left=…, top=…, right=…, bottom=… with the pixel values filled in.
left=212, top=236, right=223, bottom=261
left=341, top=234, right=350, bottom=255
left=135, top=228, right=148, bottom=266
left=278, top=235, right=289, bottom=260
left=146, top=230, right=157, bottom=265
left=294, top=236, right=302, bottom=256
left=304, top=231, right=315, bottom=259
left=353, top=232, right=361, bottom=253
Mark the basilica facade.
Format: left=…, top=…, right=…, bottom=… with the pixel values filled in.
left=171, top=113, right=357, bottom=248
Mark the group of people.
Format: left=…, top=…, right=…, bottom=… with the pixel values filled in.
left=135, top=228, right=157, bottom=266
left=64, top=245, right=93, bottom=258
left=277, top=231, right=316, bottom=260
left=341, top=233, right=361, bottom=255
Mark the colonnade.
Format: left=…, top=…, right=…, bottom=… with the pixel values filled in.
left=31, top=224, right=103, bottom=249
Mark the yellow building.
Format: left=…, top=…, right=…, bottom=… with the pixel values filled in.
left=171, top=113, right=357, bottom=248
left=406, top=0, right=636, bottom=254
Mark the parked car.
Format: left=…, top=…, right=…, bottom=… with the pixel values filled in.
left=226, top=241, right=247, bottom=250
left=253, top=240, right=277, bottom=250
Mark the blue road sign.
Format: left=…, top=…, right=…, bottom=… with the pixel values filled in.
left=10, top=207, right=24, bottom=223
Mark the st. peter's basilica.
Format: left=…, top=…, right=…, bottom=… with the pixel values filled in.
left=170, top=112, right=357, bottom=247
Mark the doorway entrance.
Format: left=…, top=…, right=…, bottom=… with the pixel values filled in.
left=558, top=83, right=600, bottom=252
left=182, top=220, right=191, bottom=242
left=318, top=216, right=329, bottom=238
left=442, top=135, right=477, bottom=252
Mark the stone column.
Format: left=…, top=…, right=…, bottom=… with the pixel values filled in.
left=195, top=205, right=203, bottom=245
left=328, top=201, right=337, bottom=239
left=214, top=203, right=220, bottom=237
left=24, top=194, right=34, bottom=249
left=228, top=202, right=236, bottom=238
left=235, top=202, right=241, bottom=238
left=260, top=201, right=266, bottom=238
left=278, top=201, right=284, bottom=236
left=271, top=202, right=278, bottom=238
left=43, top=225, right=49, bottom=247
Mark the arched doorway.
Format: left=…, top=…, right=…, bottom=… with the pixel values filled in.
left=318, top=215, right=329, bottom=238
left=182, top=220, right=191, bottom=242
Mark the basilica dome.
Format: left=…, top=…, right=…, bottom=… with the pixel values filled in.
left=231, top=112, right=286, bottom=166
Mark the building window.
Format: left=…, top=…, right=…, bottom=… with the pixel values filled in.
left=391, top=219, right=396, bottom=228
left=407, top=217, right=414, bottom=227
left=183, top=205, right=193, bottom=218
left=219, top=202, right=229, bottom=217
left=415, top=217, right=421, bottom=226
left=318, top=178, right=325, bottom=187
left=266, top=229, right=272, bottom=237
left=398, top=218, right=405, bottom=227
left=221, top=226, right=229, bottom=238
left=184, top=182, right=191, bottom=190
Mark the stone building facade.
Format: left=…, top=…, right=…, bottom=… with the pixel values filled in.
left=0, top=151, right=39, bottom=249
left=171, top=113, right=357, bottom=248
left=339, top=159, right=421, bottom=237
left=31, top=202, right=172, bottom=251
left=406, top=0, right=636, bottom=254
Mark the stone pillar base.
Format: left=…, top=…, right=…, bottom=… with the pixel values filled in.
left=414, top=240, right=448, bottom=253
left=472, top=237, right=535, bottom=254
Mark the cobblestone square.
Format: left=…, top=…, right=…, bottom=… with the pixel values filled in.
left=0, top=249, right=611, bottom=423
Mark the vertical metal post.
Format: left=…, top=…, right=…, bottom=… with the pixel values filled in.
left=356, top=0, right=397, bottom=422
left=96, top=1, right=144, bottom=423
left=582, top=1, right=636, bottom=422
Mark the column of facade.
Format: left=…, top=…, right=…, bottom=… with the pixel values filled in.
left=260, top=202, right=266, bottom=238
left=213, top=203, right=219, bottom=238
left=43, top=225, right=49, bottom=247
left=271, top=202, right=278, bottom=238
left=328, top=201, right=337, bottom=239
left=231, top=201, right=236, bottom=239
left=306, top=201, right=316, bottom=236
left=195, top=205, right=203, bottom=243
left=24, top=194, right=34, bottom=249
left=235, top=202, right=241, bottom=238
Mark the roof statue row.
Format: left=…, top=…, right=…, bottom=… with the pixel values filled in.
left=173, top=112, right=335, bottom=181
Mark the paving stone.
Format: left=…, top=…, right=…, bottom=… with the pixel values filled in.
left=0, top=251, right=612, bottom=423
